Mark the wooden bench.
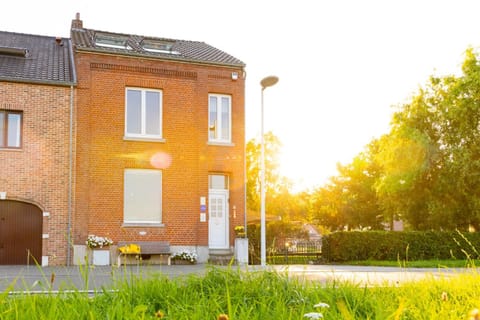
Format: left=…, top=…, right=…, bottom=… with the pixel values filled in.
left=117, top=241, right=171, bottom=266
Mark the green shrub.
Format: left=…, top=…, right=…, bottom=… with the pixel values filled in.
left=321, top=230, right=480, bottom=262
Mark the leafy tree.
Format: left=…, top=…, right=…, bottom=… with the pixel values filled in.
left=374, top=48, right=480, bottom=230
left=246, top=132, right=293, bottom=218
left=309, top=181, right=346, bottom=230
left=310, top=141, right=383, bottom=230
left=311, top=48, right=480, bottom=231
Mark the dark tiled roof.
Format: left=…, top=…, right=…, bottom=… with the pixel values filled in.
left=71, top=27, right=245, bottom=67
left=0, top=31, right=75, bottom=85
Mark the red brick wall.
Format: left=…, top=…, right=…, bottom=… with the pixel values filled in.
left=73, top=52, right=245, bottom=248
left=0, top=82, right=73, bottom=265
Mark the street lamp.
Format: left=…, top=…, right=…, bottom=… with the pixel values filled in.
left=260, top=75, right=279, bottom=267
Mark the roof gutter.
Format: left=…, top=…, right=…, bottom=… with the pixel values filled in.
left=74, top=47, right=246, bottom=69
left=0, top=77, right=76, bottom=87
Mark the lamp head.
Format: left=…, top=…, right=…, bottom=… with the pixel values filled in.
left=260, top=76, right=279, bottom=89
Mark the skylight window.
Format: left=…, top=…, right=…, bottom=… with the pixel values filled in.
left=0, top=46, right=28, bottom=57
left=142, top=39, right=179, bottom=55
left=95, top=33, right=131, bottom=50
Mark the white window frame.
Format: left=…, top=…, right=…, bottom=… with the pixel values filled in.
left=125, top=87, right=163, bottom=140
left=123, top=169, right=163, bottom=225
left=208, top=94, right=232, bottom=143
left=0, top=110, right=22, bottom=149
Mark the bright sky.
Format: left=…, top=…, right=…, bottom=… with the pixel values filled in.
left=2, top=0, right=480, bottom=191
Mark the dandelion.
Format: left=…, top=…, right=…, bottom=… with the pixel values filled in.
left=441, top=291, right=448, bottom=302
left=314, top=302, right=330, bottom=308
left=154, top=310, right=165, bottom=318
left=304, top=312, right=323, bottom=319
left=469, top=309, right=480, bottom=320
left=218, top=314, right=229, bottom=320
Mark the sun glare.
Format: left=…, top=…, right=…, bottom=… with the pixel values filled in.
left=150, top=152, right=172, bottom=169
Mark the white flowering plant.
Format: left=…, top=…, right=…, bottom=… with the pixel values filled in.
left=171, top=249, right=198, bottom=263
left=86, top=234, right=113, bottom=249
left=304, top=302, right=330, bottom=319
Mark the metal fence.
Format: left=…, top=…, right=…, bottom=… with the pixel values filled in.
left=269, top=239, right=322, bottom=264
left=282, top=239, right=322, bottom=254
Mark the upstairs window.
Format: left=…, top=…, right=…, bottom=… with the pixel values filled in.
left=125, top=88, right=162, bottom=139
left=208, top=94, right=231, bottom=143
left=0, top=110, right=22, bottom=148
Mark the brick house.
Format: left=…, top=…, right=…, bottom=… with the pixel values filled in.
left=0, top=31, right=76, bottom=265
left=70, top=14, right=246, bottom=264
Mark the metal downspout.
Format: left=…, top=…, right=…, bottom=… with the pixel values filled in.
left=67, top=39, right=77, bottom=266
left=67, top=85, right=74, bottom=266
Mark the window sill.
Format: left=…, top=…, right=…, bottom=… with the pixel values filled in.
left=124, top=136, right=166, bottom=143
left=0, top=147, right=22, bottom=152
left=122, top=223, right=165, bottom=228
left=207, top=141, right=235, bottom=147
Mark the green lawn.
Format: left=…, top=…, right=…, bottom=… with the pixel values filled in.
left=1, top=266, right=480, bottom=319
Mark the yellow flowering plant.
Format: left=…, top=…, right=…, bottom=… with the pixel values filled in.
left=234, top=225, right=246, bottom=238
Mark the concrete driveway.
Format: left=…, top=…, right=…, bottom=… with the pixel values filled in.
left=269, top=265, right=472, bottom=286
left=0, top=264, right=473, bottom=293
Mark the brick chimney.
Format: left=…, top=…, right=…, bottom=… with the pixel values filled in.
left=71, top=12, right=83, bottom=29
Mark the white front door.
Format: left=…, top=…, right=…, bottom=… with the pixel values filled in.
left=208, top=190, right=229, bottom=249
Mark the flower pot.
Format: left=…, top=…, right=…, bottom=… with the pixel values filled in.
left=172, top=259, right=195, bottom=265
left=92, top=249, right=110, bottom=265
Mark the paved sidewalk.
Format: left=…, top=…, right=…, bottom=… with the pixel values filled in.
left=0, top=264, right=473, bottom=293
left=0, top=264, right=209, bottom=292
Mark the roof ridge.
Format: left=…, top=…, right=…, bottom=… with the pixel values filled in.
left=0, top=29, right=67, bottom=40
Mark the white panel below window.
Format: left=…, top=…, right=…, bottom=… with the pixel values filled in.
left=124, top=169, right=162, bottom=223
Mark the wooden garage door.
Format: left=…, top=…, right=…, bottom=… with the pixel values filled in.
left=0, top=200, right=42, bottom=265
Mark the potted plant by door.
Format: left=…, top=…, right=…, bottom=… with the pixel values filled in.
left=86, top=235, right=113, bottom=265
left=234, top=225, right=246, bottom=238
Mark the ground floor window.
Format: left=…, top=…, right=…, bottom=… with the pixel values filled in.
left=124, top=169, right=162, bottom=224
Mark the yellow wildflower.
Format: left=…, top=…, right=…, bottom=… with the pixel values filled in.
left=154, top=310, right=165, bottom=318
left=469, top=309, right=480, bottom=320
left=441, top=292, right=448, bottom=302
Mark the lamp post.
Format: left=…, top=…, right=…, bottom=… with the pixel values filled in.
left=260, top=75, right=279, bottom=267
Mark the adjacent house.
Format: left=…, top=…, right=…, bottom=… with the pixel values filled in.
left=0, top=14, right=246, bottom=265
left=70, top=14, right=246, bottom=264
left=0, top=31, right=76, bottom=265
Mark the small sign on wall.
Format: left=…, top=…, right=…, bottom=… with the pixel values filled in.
left=200, top=213, right=206, bottom=222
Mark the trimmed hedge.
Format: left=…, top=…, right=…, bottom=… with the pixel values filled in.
left=321, top=231, right=480, bottom=262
